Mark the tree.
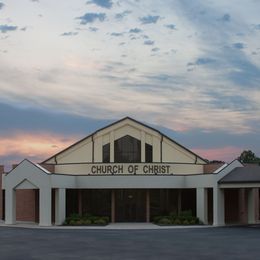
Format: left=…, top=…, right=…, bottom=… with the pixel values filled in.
left=238, top=150, right=260, bottom=163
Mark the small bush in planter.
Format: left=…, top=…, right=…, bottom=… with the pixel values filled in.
left=82, top=219, right=92, bottom=225
left=173, top=218, right=182, bottom=225
left=182, top=220, right=190, bottom=225
left=64, top=214, right=109, bottom=226
left=158, top=217, right=172, bottom=225
left=153, top=209, right=202, bottom=226
left=153, top=216, right=163, bottom=223
left=93, top=218, right=107, bottom=225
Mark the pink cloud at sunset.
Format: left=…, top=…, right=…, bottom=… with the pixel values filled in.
left=192, top=146, right=243, bottom=162
left=0, top=132, right=79, bottom=164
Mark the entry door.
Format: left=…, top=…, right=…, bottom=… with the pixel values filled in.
left=115, top=189, right=146, bottom=222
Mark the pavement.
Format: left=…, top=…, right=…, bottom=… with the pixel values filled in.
left=0, top=224, right=260, bottom=259
left=0, top=221, right=211, bottom=229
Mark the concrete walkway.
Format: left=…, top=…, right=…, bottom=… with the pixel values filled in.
left=0, top=220, right=211, bottom=230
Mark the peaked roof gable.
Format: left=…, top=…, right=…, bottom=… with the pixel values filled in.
left=42, top=117, right=207, bottom=163
left=7, top=159, right=51, bottom=175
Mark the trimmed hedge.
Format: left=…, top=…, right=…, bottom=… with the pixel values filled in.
left=153, top=210, right=201, bottom=225
left=63, top=214, right=109, bottom=226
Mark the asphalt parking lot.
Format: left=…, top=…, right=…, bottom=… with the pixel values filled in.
left=0, top=226, right=260, bottom=259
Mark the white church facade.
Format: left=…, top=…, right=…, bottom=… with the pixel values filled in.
left=1, top=117, right=259, bottom=226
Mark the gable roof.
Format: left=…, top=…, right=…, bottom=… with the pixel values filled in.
left=7, top=159, right=51, bottom=175
left=219, top=165, right=260, bottom=184
left=42, top=116, right=207, bottom=164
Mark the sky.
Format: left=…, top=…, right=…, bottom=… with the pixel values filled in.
left=0, top=0, right=260, bottom=168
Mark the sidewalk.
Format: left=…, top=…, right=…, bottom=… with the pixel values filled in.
left=0, top=220, right=211, bottom=230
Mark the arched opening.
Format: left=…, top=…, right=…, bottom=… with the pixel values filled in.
left=114, top=135, right=141, bottom=163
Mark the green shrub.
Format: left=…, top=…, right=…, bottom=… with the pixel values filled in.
left=82, top=219, right=92, bottom=225
left=69, top=219, right=77, bottom=225
left=158, top=217, right=172, bottom=225
left=182, top=220, right=190, bottom=225
left=93, top=218, right=107, bottom=225
left=189, top=219, right=196, bottom=225
left=153, top=216, right=163, bottom=223
left=173, top=218, right=182, bottom=225
left=64, top=213, right=109, bottom=226
left=153, top=209, right=199, bottom=226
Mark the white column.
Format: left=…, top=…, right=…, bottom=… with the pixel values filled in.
left=141, top=131, right=146, bottom=163
left=39, top=187, right=52, bottom=226
left=5, top=188, right=16, bottom=225
left=248, top=188, right=257, bottom=224
left=55, top=188, right=66, bottom=225
left=213, top=187, right=225, bottom=226
left=196, top=188, right=208, bottom=224
left=110, top=131, right=114, bottom=163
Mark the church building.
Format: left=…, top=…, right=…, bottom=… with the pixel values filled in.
left=0, top=117, right=259, bottom=226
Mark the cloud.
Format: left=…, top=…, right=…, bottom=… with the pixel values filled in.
left=253, top=24, right=260, bottom=30
left=0, top=24, right=18, bottom=33
left=192, top=146, right=241, bottom=162
left=0, top=2, right=4, bottom=10
left=151, top=47, right=160, bottom=52
left=139, top=15, right=160, bottom=24
left=129, top=28, right=142, bottom=33
left=77, top=13, right=106, bottom=24
left=87, top=0, right=113, bottom=9
left=0, top=102, right=111, bottom=136
left=144, top=74, right=171, bottom=81
left=164, top=24, right=176, bottom=30
left=144, top=40, right=154, bottom=45
left=225, top=52, right=260, bottom=87
left=233, top=42, right=245, bottom=50
left=0, top=132, right=77, bottom=165
left=220, top=13, right=231, bottom=22
left=115, top=10, right=132, bottom=20
left=61, top=31, right=78, bottom=36
left=111, top=32, right=124, bottom=37
left=89, top=27, right=98, bottom=32
left=187, top=57, right=216, bottom=66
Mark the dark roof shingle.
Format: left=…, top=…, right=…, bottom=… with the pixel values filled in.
left=219, top=166, right=260, bottom=184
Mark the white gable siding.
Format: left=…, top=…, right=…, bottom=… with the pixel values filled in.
left=56, top=139, right=93, bottom=164
left=162, top=138, right=196, bottom=163
left=44, top=118, right=206, bottom=167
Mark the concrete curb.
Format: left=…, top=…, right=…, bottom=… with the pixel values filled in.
left=0, top=221, right=214, bottom=230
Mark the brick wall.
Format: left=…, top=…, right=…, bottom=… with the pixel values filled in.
left=16, top=189, right=39, bottom=222
left=203, top=163, right=225, bottom=173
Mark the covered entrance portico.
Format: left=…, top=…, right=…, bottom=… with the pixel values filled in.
left=66, top=188, right=197, bottom=223
left=2, top=159, right=260, bottom=227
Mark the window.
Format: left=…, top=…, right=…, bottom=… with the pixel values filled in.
left=102, top=143, right=110, bottom=163
left=114, top=135, right=141, bottom=163
left=145, top=143, right=153, bottom=163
